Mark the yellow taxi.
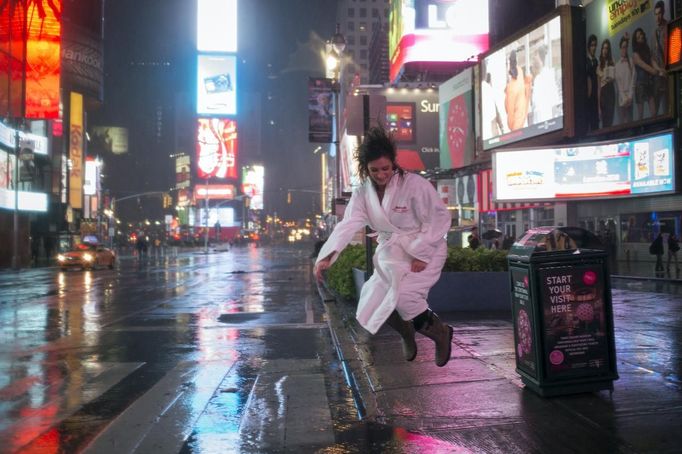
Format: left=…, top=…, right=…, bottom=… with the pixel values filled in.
left=57, top=243, right=116, bottom=271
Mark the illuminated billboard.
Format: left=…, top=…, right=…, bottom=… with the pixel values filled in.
left=584, top=0, right=672, bottom=132
left=492, top=131, right=675, bottom=202
left=175, top=155, right=191, bottom=189
left=389, top=0, right=489, bottom=83
left=438, top=67, right=475, bottom=169
left=90, top=127, right=129, bottom=154
left=197, top=0, right=237, bottom=53
left=481, top=15, right=563, bottom=150
left=196, top=118, right=238, bottom=180
left=242, top=165, right=264, bottom=210
left=197, top=54, right=237, bottom=116
left=0, top=0, right=62, bottom=119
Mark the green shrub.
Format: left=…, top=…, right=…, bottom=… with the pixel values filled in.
left=324, top=244, right=508, bottom=299
left=325, top=244, right=368, bottom=299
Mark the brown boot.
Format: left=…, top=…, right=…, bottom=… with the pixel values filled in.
left=415, top=310, right=453, bottom=367
left=385, top=311, right=417, bottom=361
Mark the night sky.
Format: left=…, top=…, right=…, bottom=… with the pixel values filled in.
left=92, top=0, right=338, bottom=222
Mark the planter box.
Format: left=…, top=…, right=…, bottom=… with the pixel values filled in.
left=353, top=268, right=510, bottom=312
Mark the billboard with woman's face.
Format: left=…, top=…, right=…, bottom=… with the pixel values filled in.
left=480, top=15, right=563, bottom=150
left=584, top=0, right=672, bottom=133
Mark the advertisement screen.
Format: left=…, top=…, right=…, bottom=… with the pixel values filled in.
left=584, top=0, right=672, bottom=132
left=175, top=155, right=191, bottom=189
left=389, top=0, right=489, bottom=83
left=0, top=0, right=61, bottom=119
left=196, top=118, right=238, bottom=180
left=493, top=131, right=675, bottom=201
left=197, top=54, right=237, bottom=116
left=481, top=15, right=563, bottom=150
left=439, top=68, right=475, bottom=169
left=308, top=78, right=334, bottom=143
left=90, top=127, right=129, bottom=154
left=384, top=88, right=440, bottom=172
left=242, top=165, right=264, bottom=211
left=197, top=0, right=237, bottom=53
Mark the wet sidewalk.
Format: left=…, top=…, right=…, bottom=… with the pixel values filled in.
left=319, top=279, right=682, bottom=453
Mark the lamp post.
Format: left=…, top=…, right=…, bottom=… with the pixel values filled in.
left=326, top=23, right=346, bottom=200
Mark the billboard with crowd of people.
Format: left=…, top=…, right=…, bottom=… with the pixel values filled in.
left=584, top=0, right=672, bottom=133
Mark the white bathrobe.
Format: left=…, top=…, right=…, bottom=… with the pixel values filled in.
left=316, top=172, right=451, bottom=334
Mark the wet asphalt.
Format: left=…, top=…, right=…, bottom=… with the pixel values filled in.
left=0, top=242, right=680, bottom=453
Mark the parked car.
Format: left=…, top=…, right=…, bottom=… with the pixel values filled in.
left=57, top=243, right=116, bottom=271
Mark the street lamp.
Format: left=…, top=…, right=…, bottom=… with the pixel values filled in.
left=326, top=23, right=345, bottom=200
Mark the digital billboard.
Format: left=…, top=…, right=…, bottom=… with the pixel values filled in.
left=584, top=0, right=672, bottom=132
left=481, top=15, right=563, bottom=150
left=242, top=165, right=264, bottom=211
left=196, top=118, right=238, bottom=180
left=175, top=155, right=191, bottom=189
left=308, top=78, right=334, bottom=143
left=0, top=0, right=62, bottom=119
left=492, top=131, right=675, bottom=201
left=90, top=127, right=129, bottom=154
left=438, top=67, right=475, bottom=169
left=197, top=54, right=237, bottom=116
left=197, top=0, right=237, bottom=53
left=389, top=0, right=489, bottom=83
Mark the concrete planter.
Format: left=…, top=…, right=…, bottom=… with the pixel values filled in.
left=352, top=267, right=510, bottom=312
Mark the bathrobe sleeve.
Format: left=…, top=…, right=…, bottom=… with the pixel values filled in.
left=315, top=186, right=369, bottom=266
left=401, top=175, right=451, bottom=263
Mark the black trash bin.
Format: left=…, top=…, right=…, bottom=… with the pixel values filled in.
left=507, top=227, right=618, bottom=397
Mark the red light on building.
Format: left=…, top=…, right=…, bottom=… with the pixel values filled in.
left=0, top=0, right=62, bottom=119
left=668, top=17, right=682, bottom=72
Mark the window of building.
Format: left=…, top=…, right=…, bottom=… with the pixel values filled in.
left=372, top=8, right=379, bottom=18
left=348, top=8, right=354, bottom=17
left=347, top=50, right=355, bottom=60
left=360, top=49, right=368, bottom=59
left=346, top=35, right=355, bottom=46
left=360, top=35, right=367, bottom=46
left=347, top=21, right=355, bottom=32
left=360, top=7, right=367, bottom=17
left=359, top=22, right=367, bottom=32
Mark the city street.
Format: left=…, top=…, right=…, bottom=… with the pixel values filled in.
left=0, top=242, right=371, bottom=453
left=2, top=242, right=682, bottom=453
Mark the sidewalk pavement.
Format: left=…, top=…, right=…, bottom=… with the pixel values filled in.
left=319, top=279, right=682, bottom=454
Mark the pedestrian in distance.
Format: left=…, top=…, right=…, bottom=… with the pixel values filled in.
left=468, top=227, right=481, bottom=250
left=314, top=127, right=454, bottom=367
left=649, top=232, right=664, bottom=276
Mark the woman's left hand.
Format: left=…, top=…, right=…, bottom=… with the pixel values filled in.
left=411, top=258, right=427, bottom=273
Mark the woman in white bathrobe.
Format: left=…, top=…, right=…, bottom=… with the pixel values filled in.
left=314, top=127, right=453, bottom=367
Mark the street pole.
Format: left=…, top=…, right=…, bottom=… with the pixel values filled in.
left=11, top=128, right=20, bottom=269
left=333, top=81, right=341, bottom=199
left=204, top=179, right=209, bottom=254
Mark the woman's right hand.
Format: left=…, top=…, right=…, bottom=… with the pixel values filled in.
left=314, top=258, right=332, bottom=283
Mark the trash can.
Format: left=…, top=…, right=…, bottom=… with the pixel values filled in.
left=507, top=227, right=618, bottom=397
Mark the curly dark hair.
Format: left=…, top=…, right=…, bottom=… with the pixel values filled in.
left=354, top=127, right=404, bottom=181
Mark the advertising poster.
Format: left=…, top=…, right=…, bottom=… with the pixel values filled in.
left=197, top=54, right=237, bottom=116
left=308, top=78, right=334, bottom=143
left=90, top=127, right=129, bottom=155
left=242, top=165, right=264, bottom=211
left=439, top=68, right=475, bottom=169
left=197, top=0, right=237, bottom=53
left=69, top=92, right=83, bottom=209
left=0, top=0, right=62, bottom=119
left=493, top=131, right=674, bottom=201
left=196, top=118, right=238, bottom=180
left=539, top=265, right=610, bottom=379
left=511, top=267, right=537, bottom=378
left=585, top=0, right=671, bottom=131
left=175, top=155, right=191, bottom=189
left=384, top=89, right=440, bottom=171
left=481, top=15, right=563, bottom=150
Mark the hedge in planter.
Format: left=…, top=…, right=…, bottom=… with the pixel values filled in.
left=325, top=244, right=509, bottom=300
